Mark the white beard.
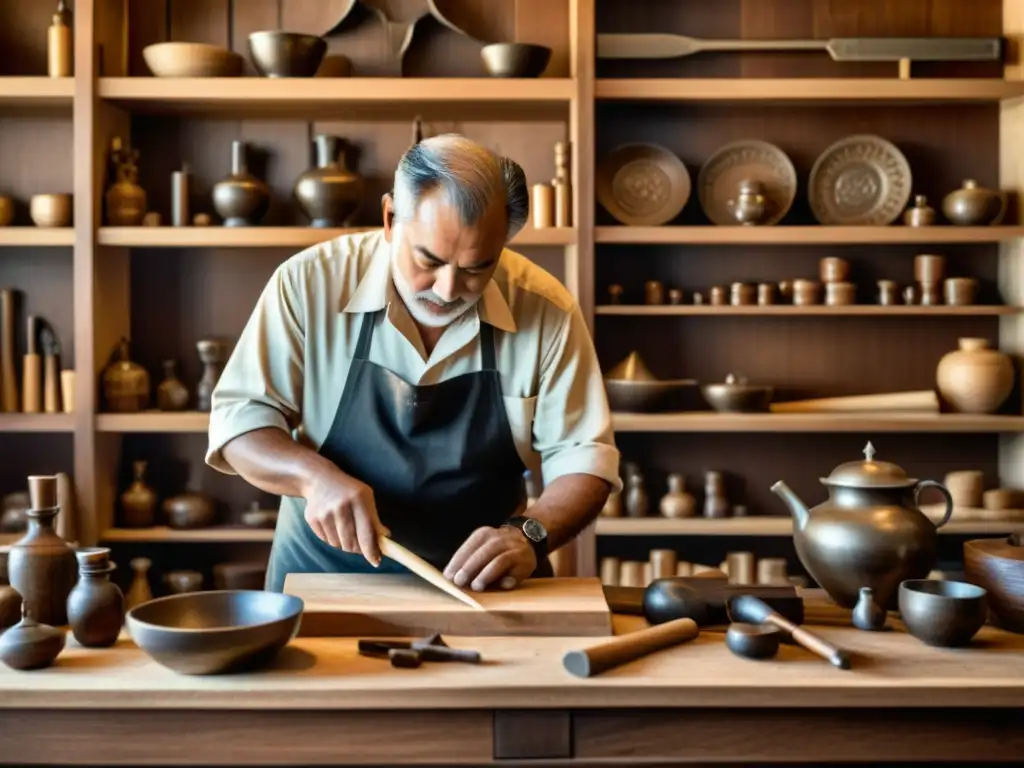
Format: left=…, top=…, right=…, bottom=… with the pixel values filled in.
left=390, top=256, right=480, bottom=328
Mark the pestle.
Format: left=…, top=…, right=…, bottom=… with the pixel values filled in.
left=727, top=594, right=852, bottom=670
left=563, top=617, right=699, bottom=678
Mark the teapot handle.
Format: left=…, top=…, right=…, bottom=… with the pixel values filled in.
left=914, top=480, right=954, bottom=529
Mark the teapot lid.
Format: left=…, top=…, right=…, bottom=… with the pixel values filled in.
left=820, top=442, right=917, bottom=488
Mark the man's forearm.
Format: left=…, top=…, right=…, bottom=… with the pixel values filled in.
left=219, top=427, right=338, bottom=499
left=524, top=473, right=611, bottom=552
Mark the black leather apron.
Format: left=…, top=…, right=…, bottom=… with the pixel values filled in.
left=265, top=308, right=551, bottom=592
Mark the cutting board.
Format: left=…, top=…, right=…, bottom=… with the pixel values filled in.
left=284, top=573, right=614, bottom=637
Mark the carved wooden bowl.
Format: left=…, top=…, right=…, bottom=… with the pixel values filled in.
left=126, top=590, right=303, bottom=675
left=481, top=43, right=552, bottom=77
left=142, top=42, right=244, bottom=77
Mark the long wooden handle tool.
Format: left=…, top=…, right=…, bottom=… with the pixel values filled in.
left=378, top=535, right=486, bottom=611
left=562, top=617, right=699, bottom=678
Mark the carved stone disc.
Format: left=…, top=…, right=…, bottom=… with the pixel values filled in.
left=808, top=135, right=912, bottom=226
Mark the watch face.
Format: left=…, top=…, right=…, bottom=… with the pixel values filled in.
left=522, top=517, right=546, bottom=542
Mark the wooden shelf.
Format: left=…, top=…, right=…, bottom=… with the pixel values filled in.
left=96, top=411, right=209, bottom=433
left=0, top=228, right=74, bottom=247
left=0, top=413, right=74, bottom=432
left=596, top=516, right=1022, bottom=536
left=595, top=226, right=1024, bottom=245
left=98, top=77, right=574, bottom=120
left=101, top=526, right=273, bottom=543
left=611, top=413, right=1024, bottom=433
left=595, top=78, right=1024, bottom=104
left=99, top=225, right=576, bottom=248
left=0, top=76, right=74, bottom=109
left=596, top=305, right=1020, bottom=317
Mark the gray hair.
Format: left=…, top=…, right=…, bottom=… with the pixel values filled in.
left=392, top=133, right=529, bottom=242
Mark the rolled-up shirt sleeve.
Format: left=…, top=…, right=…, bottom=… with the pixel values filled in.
left=205, top=261, right=305, bottom=474
left=533, top=302, right=622, bottom=493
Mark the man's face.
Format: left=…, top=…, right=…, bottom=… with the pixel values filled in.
left=384, top=189, right=506, bottom=328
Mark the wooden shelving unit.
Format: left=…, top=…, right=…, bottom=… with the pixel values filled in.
left=595, top=78, right=1024, bottom=103
left=101, top=526, right=274, bottom=543
left=595, top=226, right=1024, bottom=245
left=596, top=516, right=1022, bottom=536
left=99, top=225, right=576, bottom=248
left=4, top=0, right=1023, bottom=587
left=0, top=228, right=74, bottom=247
left=611, top=413, right=1024, bottom=433
left=595, top=305, right=1021, bottom=317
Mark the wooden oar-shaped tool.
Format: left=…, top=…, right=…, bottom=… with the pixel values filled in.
left=597, top=34, right=1002, bottom=62
left=378, top=536, right=486, bottom=611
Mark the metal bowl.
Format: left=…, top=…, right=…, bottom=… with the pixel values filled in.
left=248, top=31, right=327, bottom=78
left=481, top=43, right=552, bottom=78
left=898, top=579, right=988, bottom=647
left=605, top=378, right=698, bottom=413
left=700, top=374, right=774, bottom=413
left=126, top=590, right=303, bottom=675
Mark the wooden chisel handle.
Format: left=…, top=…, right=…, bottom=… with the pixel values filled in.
left=43, top=354, right=58, bottom=413
left=562, top=617, right=699, bottom=678
left=766, top=614, right=851, bottom=670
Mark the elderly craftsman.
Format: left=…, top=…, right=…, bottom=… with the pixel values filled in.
left=205, top=133, right=620, bottom=593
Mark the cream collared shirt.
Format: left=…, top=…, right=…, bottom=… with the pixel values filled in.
left=205, top=229, right=622, bottom=501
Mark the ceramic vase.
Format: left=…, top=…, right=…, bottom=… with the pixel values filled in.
left=942, top=179, right=1007, bottom=226
left=156, top=359, right=189, bottom=411
left=659, top=473, right=696, bottom=518
left=105, top=138, right=146, bottom=226
left=294, top=134, right=364, bottom=227
left=6, top=505, right=78, bottom=626
left=936, top=338, right=1014, bottom=414
left=125, top=557, right=153, bottom=610
left=120, top=460, right=157, bottom=528
left=67, top=548, right=124, bottom=648
left=212, top=140, right=270, bottom=227
left=196, top=338, right=228, bottom=412
left=102, top=337, right=150, bottom=413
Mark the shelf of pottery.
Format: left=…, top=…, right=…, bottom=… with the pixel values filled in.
left=0, top=4, right=75, bottom=430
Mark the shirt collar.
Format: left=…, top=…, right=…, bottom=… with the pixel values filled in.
left=340, top=230, right=517, bottom=333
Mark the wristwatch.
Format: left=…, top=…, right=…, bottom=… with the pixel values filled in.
left=501, top=516, right=548, bottom=564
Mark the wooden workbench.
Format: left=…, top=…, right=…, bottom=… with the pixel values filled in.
left=1, top=613, right=1023, bottom=765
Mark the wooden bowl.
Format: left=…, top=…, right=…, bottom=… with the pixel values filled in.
left=597, top=143, right=691, bottom=226
left=701, top=374, right=774, bottom=413
left=29, top=194, right=71, bottom=227
left=480, top=43, right=552, bottom=78
left=126, top=590, right=303, bottom=675
left=142, top=42, right=243, bottom=77
left=605, top=378, right=698, bottom=413
left=964, top=535, right=1024, bottom=633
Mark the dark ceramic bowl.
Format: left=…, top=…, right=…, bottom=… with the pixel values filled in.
left=126, top=590, right=303, bottom=675
left=481, top=43, right=552, bottom=78
left=248, top=31, right=326, bottom=78
left=604, top=378, right=698, bottom=413
left=700, top=383, right=774, bottom=413
left=898, top=579, right=988, bottom=647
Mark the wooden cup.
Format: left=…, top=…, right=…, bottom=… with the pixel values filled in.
left=944, top=470, right=984, bottom=508
left=825, top=281, right=856, bottom=306
left=819, top=257, right=850, bottom=283
left=944, top=277, right=978, bottom=306
left=649, top=549, right=678, bottom=580
left=914, top=254, right=945, bottom=284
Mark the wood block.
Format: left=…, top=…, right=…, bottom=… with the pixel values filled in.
left=284, top=574, right=614, bottom=638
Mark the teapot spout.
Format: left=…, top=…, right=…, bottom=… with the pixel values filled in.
left=771, top=480, right=810, bottom=530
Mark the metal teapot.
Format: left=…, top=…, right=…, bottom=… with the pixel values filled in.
left=770, top=441, right=954, bottom=609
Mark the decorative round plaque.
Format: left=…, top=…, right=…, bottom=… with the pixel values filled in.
left=808, top=135, right=912, bottom=226
left=697, top=139, right=797, bottom=226
left=596, top=143, right=691, bottom=226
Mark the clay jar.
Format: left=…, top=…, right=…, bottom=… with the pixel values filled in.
left=212, top=140, right=270, bottom=227
left=102, top=337, right=150, bottom=413
left=156, top=360, right=190, bottom=411
left=936, top=338, right=1014, bottom=414
left=294, top=134, right=365, bottom=227
left=659, top=473, right=696, bottom=518
left=7, top=505, right=78, bottom=626
left=120, top=460, right=157, bottom=528
left=105, top=157, right=146, bottom=225
left=67, top=547, right=125, bottom=648
left=942, top=179, right=1007, bottom=226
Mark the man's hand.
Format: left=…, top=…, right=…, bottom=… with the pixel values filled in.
left=303, top=468, right=390, bottom=566
left=443, top=526, right=537, bottom=592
